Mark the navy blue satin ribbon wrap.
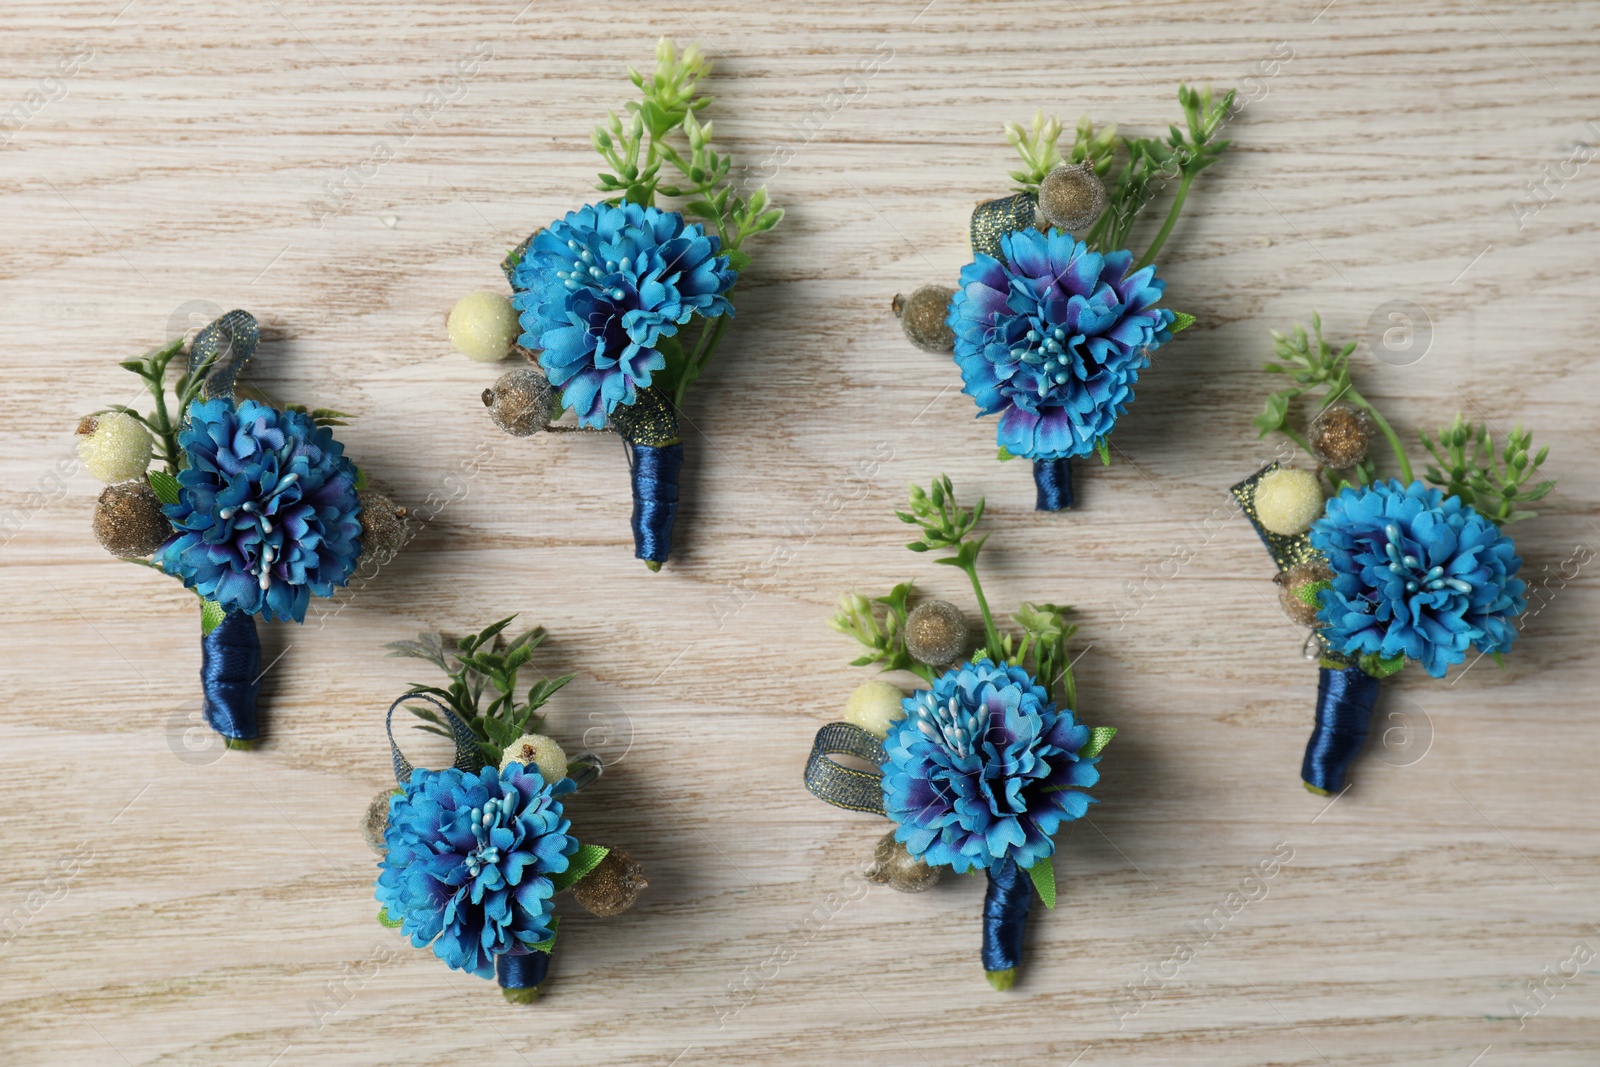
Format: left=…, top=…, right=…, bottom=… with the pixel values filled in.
left=1033, top=457, right=1075, bottom=511
left=496, top=948, right=551, bottom=991
left=1301, top=665, right=1382, bottom=794
left=981, top=857, right=1032, bottom=975
left=201, top=610, right=261, bottom=741
left=626, top=440, right=683, bottom=565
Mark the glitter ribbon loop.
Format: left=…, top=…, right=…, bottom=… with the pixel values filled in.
left=970, top=192, right=1038, bottom=260
left=201, top=609, right=261, bottom=741
left=385, top=692, right=484, bottom=785
left=804, top=722, right=888, bottom=815
left=189, top=310, right=260, bottom=401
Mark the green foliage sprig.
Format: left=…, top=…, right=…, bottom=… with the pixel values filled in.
left=95, top=342, right=353, bottom=476
left=95, top=338, right=214, bottom=475
left=831, top=584, right=927, bottom=683
left=830, top=477, right=1080, bottom=707
left=388, top=616, right=575, bottom=766
left=1255, top=314, right=1554, bottom=524
left=1010, top=85, right=1234, bottom=267
left=588, top=38, right=782, bottom=408
left=1005, top=110, right=1068, bottom=191
left=1421, top=415, right=1553, bottom=525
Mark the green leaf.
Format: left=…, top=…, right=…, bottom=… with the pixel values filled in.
left=726, top=249, right=752, bottom=272
left=1359, top=652, right=1405, bottom=679
left=520, top=916, right=559, bottom=954
left=1170, top=310, right=1196, bottom=334
left=200, top=599, right=226, bottom=635
left=550, top=844, right=610, bottom=891
left=147, top=469, right=181, bottom=506
left=1096, top=437, right=1111, bottom=466
left=377, top=906, right=402, bottom=929
left=996, top=446, right=1017, bottom=462
left=1079, top=725, right=1117, bottom=759
left=1027, top=855, right=1057, bottom=910
left=353, top=465, right=368, bottom=491
left=1253, top=392, right=1290, bottom=437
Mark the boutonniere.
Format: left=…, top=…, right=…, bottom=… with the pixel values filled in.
left=1237, top=314, right=1552, bottom=794
left=447, top=38, right=782, bottom=570
left=80, top=310, right=404, bottom=746
left=805, top=477, right=1114, bottom=989
left=894, top=87, right=1234, bottom=510
left=368, top=617, right=644, bottom=1002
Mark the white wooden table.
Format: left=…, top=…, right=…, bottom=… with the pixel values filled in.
left=2, top=2, right=1597, bottom=1063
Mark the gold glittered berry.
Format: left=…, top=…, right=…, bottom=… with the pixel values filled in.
left=570, top=848, right=648, bottom=917
left=362, top=788, right=395, bottom=855
left=866, top=830, right=942, bottom=893
left=357, top=491, right=408, bottom=563
left=1037, top=162, right=1109, bottom=234
left=1276, top=559, right=1334, bottom=628
left=1310, top=403, right=1375, bottom=469
left=482, top=368, right=559, bottom=437
left=905, top=599, right=968, bottom=666
left=91, top=481, right=171, bottom=557
left=892, top=286, right=956, bottom=353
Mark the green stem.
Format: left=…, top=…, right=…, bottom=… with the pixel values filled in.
left=1342, top=388, right=1413, bottom=484
left=961, top=561, right=1002, bottom=659
left=1280, top=424, right=1312, bottom=458
left=1136, top=168, right=1195, bottom=270
left=1058, top=651, right=1077, bottom=710
left=145, top=373, right=179, bottom=472
left=673, top=314, right=729, bottom=408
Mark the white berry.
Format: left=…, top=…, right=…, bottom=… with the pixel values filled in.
left=499, top=733, right=569, bottom=784
left=77, top=412, right=153, bottom=484
left=448, top=292, right=521, bottom=362
left=1256, top=466, right=1325, bottom=536
left=845, top=680, right=907, bottom=741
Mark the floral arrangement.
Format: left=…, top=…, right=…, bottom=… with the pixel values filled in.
left=447, top=38, right=781, bottom=570
left=893, top=87, right=1234, bottom=511
left=369, top=617, right=645, bottom=1002
left=79, top=310, right=406, bottom=745
left=1237, top=313, right=1551, bottom=794
left=806, top=477, right=1114, bottom=989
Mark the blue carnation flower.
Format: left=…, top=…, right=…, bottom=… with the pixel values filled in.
left=376, top=763, right=579, bottom=979
left=1311, top=479, right=1526, bottom=678
left=510, top=202, right=737, bottom=428
left=161, top=399, right=361, bottom=622
left=881, top=659, right=1099, bottom=873
left=948, top=229, right=1174, bottom=460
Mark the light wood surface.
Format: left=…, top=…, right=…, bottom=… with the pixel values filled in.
left=3, top=2, right=1597, bottom=1064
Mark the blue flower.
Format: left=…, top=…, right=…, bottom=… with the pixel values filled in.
left=948, top=229, right=1174, bottom=460
left=881, top=659, right=1099, bottom=873
left=376, top=763, right=579, bottom=979
left=161, top=399, right=361, bottom=622
left=510, top=202, right=737, bottom=428
left=1311, top=479, right=1526, bottom=678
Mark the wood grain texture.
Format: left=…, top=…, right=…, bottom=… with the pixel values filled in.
left=2, top=1, right=1598, bottom=1063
